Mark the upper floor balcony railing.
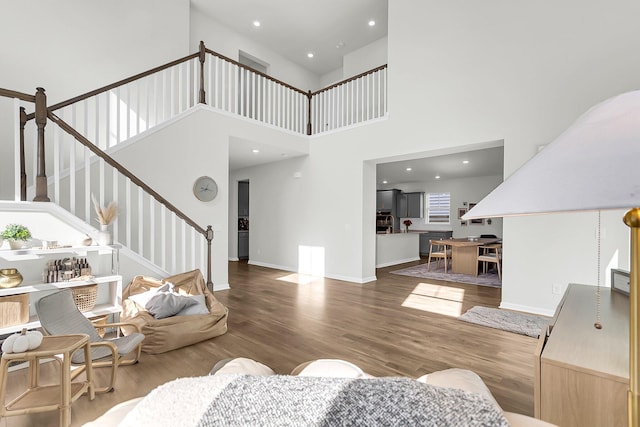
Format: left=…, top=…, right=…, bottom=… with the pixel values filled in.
left=33, top=42, right=387, bottom=153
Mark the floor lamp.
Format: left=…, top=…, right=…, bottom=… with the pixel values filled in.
left=463, top=90, right=640, bottom=427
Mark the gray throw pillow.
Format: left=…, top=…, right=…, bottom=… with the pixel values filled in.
left=145, top=292, right=198, bottom=319
left=175, top=294, right=210, bottom=316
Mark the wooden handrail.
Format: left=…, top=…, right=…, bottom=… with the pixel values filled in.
left=311, top=64, right=387, bottom=96
left=41, top=53, right=200, bottom=116
left=47, top=111, right=207, bottom=237
left=0, top=88, right=36, bottom=103
left=204, top=48, right=308, bottom=95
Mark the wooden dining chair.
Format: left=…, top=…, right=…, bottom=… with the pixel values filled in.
left=476, top=243, right=502, bottom=279
left=427, top=240, right=452, bottom=273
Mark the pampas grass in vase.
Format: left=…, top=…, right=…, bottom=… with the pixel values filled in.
left=92, top=195, right=118, bottom=245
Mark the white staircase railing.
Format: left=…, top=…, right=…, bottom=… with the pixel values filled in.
left=42, top=42, right=387, bottom=153
left=13, top=106, right=213, bottom=282
left=2, top=42, right=388, bottom=285
left=204, top=49, right=310, bottom=134
left=48, top=54, right=202, bottom=152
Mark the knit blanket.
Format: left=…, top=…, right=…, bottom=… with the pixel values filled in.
left=119, top=374, right=509, bottom=427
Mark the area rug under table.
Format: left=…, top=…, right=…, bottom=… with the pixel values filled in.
left=390, top=263, right=501, bottom=288
left=458, top=306, right=550, bottom=338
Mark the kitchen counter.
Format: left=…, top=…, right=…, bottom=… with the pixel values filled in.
left=375, top=232, right=420, bottom=268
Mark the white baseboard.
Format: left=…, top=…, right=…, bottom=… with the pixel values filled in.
left=375, top=256, right=420, bottom=269
left=499, top=301, right=555, bottom=317
left=214, top=282, right=230, bottom=291
left=325, top=273, right=377, bottom=284
left=248, top=260, right=295, bottom=272
left=228, top=257, right=240, bottom=262
left=248, top=261, right=377, bottom=284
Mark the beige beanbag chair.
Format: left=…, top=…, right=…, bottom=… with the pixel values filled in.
left=121, top=269, right=228, bottom=354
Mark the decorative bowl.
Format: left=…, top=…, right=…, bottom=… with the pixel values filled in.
left=0, top=268, right=23, bottom=288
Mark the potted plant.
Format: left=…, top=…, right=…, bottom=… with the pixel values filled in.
left=1, top=224, right=32, bottom=249
left=403, top=219, right=412, bottom=233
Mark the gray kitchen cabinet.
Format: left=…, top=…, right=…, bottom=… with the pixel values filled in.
left=376, top=189, right=401, bottom=232
left=398, top=193, right=408, bottom=218
left=376, top=190, right=399, bottom=211
left=238, top=181, right=249, bottom=217
left=405, top=192, right=424, bottom=218
left=395, top=192, right=424, bottom=218
left=419, top=231, right=453, bottom=255
left=238, top=231, right=249, bottom=259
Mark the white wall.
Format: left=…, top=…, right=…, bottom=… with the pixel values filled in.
left=109, top=108, right=230, bottom=288
left=342, top=36, right=388, bottom=78
left=375, top=0, right=638, bottom=313
left=249, top=0, right=637, bottom=311
left=319, top=36, right=388, bottom=87
left=0, top=0, right=190, bottom=200
left=229, top=156, right=310, bottom=273
left=190, top=9, right=321, bottom=92
left=2, top=1, right=639, bottom=316
left=383, top=175, right=504, bottom=238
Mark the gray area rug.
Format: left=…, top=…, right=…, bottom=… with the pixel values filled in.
left=458, top=306, right=550, bottom=338
left=390, top=263, right=501, bottom=288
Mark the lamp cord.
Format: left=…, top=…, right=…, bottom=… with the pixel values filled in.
left=594, top=210, right=603, bottom=329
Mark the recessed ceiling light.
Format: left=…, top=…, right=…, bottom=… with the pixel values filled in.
left=382, top=180, right=388, bottom=184
left=252, top=149, right=260, bottom=153
left=435, top=175, right=441, bottom=179
left=406, top=167, right=412, bottom=172
left=462, top=160, right=469, bottom=164
left=368, top=20, right=376, bottom=27
left=253, top=21, right=261, bottom=27
left=281, top=153, right=288, bottom=157
left=307, top=52, right=314, bottom=58
left=336, top=41, right=346, bottom=49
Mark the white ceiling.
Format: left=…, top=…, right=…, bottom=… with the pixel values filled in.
left=376, top=147, right=505, bottom=186
left=191, top=0, right=389, bottom=76
left=228, top=136, right=308, bottom=171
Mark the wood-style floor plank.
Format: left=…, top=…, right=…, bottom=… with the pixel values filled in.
left=0, top=259, right=538, bottom=426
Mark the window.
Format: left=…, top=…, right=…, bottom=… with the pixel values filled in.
left=427, top=192, right=450, bottom=224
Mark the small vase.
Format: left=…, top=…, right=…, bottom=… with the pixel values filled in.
left=0, top=268, right=23, bottom=288
left=97, top=224, right=112, bottom=246
left=8, top=240, right=24, bottom=250
left=405, top=226, right=409, bottom=233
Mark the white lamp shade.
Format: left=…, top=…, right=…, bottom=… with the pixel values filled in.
left=464, top=90, right=640, bottom=219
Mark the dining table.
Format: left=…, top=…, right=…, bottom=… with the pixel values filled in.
left=438, top=237, right=501, bottom=275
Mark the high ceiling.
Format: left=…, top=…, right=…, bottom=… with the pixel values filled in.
left=191, top=0, right=389, bottom=76
left=376, top=147, right=505, bottom=186
left=194, top=1, right=504, bottom=181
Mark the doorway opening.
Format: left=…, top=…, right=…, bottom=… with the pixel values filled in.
left=238, top=180, right=250, bottom=260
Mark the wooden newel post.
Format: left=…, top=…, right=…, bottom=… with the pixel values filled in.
left=34, top=87, right=50, bottom=202
left=206, top=225, right=214, bottom=291
left=19, top=107, right=27, bottom=201
left=199, top=41, right=206, bottom=104
left=306, top=90, right=312, bottom=135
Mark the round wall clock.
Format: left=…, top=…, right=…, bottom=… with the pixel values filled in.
left=193, top=176, right=218, bottom=202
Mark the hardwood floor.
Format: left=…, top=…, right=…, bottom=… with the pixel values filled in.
left=1, top=259, right=539, bottom=426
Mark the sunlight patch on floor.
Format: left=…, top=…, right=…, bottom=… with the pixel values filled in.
left=277, top=273, right=324, bottom=285
left=401, top=282, right=465, bottom=317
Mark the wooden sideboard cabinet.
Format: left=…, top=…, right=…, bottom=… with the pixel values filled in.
left=535, top=283, right=629, bottom=427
